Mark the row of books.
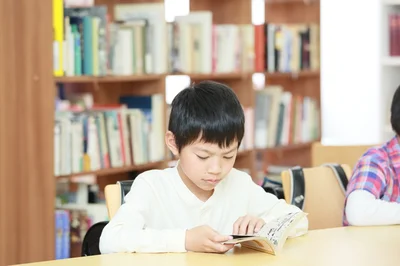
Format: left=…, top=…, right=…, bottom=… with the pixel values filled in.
left=55, top=179, right=110, bottom=259
left=54, top=91, right=164, bottom=176
left=254, top=85, right=320, bottom=149
left=53, top=2, right=256, bottom=77
left=389, top=13, right=400, bottom=56
left=54, top=90, right=318, bottom=175
left=55, top=2, right=322, bottom=77
left=53, top=1, right=167, bottom=76
left=255, top=23, right=320, bottom=73
left=55, top=208, right=93, bottom=259
left=168, top=12, right=255, bottom=74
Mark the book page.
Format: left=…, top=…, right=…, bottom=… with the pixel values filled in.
left=256, top=212, right=304, bottom=249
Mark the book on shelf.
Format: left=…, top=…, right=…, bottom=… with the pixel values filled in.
left=55, top=208, right=98, bottom=259
left=54, top=90, right=165, bottom=176
left=254, top=85, right=320, bottom=149
left=113, top=2, right=167, bottom=74
left=55, top=208, right=91, bottom=259
left=254, top=23, right=320, bottom=73
left=224, top=211, right=306, bottom=255
left=389, top=13, right=400, bottom=56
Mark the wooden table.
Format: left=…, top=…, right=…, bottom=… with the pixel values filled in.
left=14, top=226, right=400, bottom=266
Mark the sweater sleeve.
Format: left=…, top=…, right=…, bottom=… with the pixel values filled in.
left=247, top=176, right=308, bottom=238
left=99, top=178, right=187, bottom=254
left=345, top=190, right=400, bottom=226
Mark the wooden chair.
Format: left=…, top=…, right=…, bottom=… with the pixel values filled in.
left=104, top=180, right=134, bottom=220
left=311, top=142, right=376, bottom=169
left=81, top=180, right=134, bottom=256
left=281, top=164, right=351, bottom=230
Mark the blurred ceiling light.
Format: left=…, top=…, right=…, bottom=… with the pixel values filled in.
left=165, top=75, right=191, bottom=104
left=252, top=73, right=265, bottom=90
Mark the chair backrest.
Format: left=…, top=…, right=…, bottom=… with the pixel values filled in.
left=81, top=221, right=108, bottom=256
left=104, top=180, right=134, bottom=220
left=311, top=142, right=376, bottom=169
left=281, top=164, right=352, bottom=230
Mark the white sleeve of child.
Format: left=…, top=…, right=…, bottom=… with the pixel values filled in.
left=247, top=178, right=308, bottom=238
left=99, top=178, right=187, bottom=254
left=346, top=190, right=400, bottom=226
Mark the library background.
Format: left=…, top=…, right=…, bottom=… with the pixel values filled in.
left=0, top=0, right=395, bottom=265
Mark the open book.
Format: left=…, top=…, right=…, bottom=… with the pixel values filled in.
left=224, top=212, right=306, bottom=255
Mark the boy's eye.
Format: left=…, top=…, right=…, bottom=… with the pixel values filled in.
left=224, top=156, right=234, bottom=159
left=196, top=155, right=209, bottom=160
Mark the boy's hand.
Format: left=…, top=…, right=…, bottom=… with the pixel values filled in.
left=233, top=215, right=265, bottom=235
left=185, top=225, right=235, bottom=253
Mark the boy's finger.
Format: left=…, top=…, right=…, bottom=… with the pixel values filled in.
left=208, top=242, right=233, bottom=253
left=232, top=217, right=243, bottom=235
left=247, top=219, right=257, bottom=235
left=221, top=244, right=235, bottom=252
left=212, top=234, right=233, bottom=243
left=254, top=219, right=265, bottom=233
left=239, top=216, right=251, bottom=235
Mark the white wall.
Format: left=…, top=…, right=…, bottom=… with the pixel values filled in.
left=320, top=0, right=382, bottom=145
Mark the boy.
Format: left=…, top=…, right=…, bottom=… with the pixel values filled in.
left=99, top=81, right=308, bottom=254
left=344, top=85, right=400, bottom=226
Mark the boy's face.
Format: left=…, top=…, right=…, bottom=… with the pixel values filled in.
left=166, top=132, right=238, bottom=192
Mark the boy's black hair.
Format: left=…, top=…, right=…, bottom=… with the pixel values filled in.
left=168, top=80, right=245, bottom=152
left=391, top=85, right=400, bottom=136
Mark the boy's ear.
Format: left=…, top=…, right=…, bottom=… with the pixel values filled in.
left=165, top=131, right=179, bottom=156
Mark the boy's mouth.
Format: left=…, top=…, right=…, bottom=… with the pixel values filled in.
left=204, top=179, right=221, bottom=185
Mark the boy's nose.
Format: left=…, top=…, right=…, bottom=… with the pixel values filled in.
left=207, top=168, right=221, bottom=175
left=207, top=160, right=222, bottom=175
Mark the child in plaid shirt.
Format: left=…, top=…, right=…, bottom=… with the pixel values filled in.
left=344, top=85, right=400, bottom=226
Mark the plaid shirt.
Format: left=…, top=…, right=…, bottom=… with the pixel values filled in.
left=343, top=136, right=400, bottom=226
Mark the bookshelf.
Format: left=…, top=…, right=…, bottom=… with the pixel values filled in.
left=56, top=0, right=321, bottom=256
left=53, top=0, right=321, bottom=183
left=256, top=0, right=321, bottom=171
left=0, top=0, right=320, bottom=264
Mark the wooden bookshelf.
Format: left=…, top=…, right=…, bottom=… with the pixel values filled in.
left=54, top=73, right=253, bottom=83
left=0, top=0, right=321, bottom=264
left=56, top=160, right=167, bottom=179
left=259, top=141, right=317, bottom=171
left=259, top=0, right=321, bottom=170
left=266, top=70, right=320, bottom=79
left=54, top=74, right=164, bottom=83
left=257, top=141, right=315, bottom=153
left=57, top=148, right=255, bottom=180
left=180, top=72, right=253, bottom=80
left=265, top=0, right=320, bottom=24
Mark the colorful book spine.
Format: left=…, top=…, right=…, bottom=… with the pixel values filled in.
left=53, top=0, right=64, bottom=76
